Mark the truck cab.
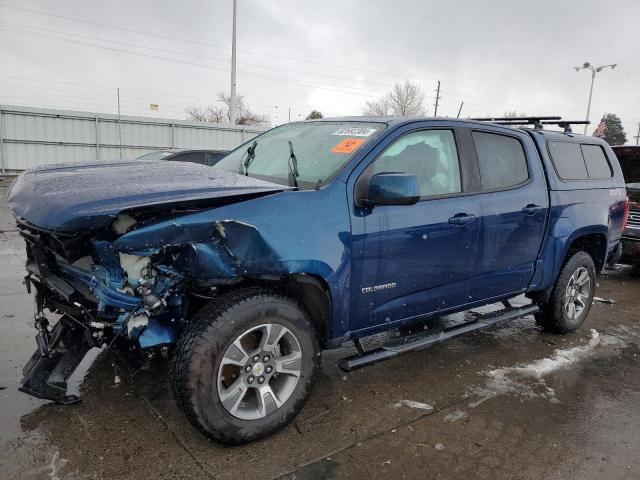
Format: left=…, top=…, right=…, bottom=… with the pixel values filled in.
left=8, top=116, right=628, bottom=444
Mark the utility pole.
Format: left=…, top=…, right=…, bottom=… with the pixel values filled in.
left=635, top=122, right=640, bottom=145
left=288, top=107, right=291, bottom=123
left=229, top=0, right=238, bottom=125
left=433, top=80, right=441, bottom=117
left=117, top=87, right=122, bottom=159
left=456, top=101, right=464, bottom=119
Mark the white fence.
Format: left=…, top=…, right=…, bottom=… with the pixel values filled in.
left=0, top=105, right=265, bottom=173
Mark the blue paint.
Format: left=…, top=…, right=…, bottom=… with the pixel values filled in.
left=137, top=315, right=180, bottom=348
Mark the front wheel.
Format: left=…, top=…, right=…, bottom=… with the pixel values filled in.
left=171, top=289, right=320, bottom=444
left=535, top=251, right=596, bottom=333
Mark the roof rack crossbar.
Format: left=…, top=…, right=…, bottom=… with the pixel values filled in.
left=540, top=120, right=590, bottom=133
left=472, top=117, right=590, bottom=133
left=471, top=116, right=562, bottom=122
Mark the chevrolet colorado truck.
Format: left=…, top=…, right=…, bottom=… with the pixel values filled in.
left=7, top=116, right=628, bottom=444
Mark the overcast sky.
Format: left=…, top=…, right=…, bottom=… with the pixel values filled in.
left=0, top=0, right=638, bottom=141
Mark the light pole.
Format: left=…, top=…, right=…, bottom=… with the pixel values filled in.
left=574, top=61, right=617, bottom=135
left=229, top=0, right=238, bottom=125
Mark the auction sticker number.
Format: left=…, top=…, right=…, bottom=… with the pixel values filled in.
left=332, top=127, right=378, bottom=137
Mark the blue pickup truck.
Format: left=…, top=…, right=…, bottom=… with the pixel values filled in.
left=7, top=116, right=629, bottom=443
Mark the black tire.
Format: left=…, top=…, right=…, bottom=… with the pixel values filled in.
left=171, top=288, right=320, bottom=444
left=535, top=251, right=596, bottom=333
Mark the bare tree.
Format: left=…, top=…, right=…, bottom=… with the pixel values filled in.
left=363, top=81, right=425, bottom=117
left=388, top=81, right=425, bottom=116
left=186, top=92, right=270, bottom=126
left=364, top=96, right=391, bottom=116
left=504, top=110, right=528, bottom=118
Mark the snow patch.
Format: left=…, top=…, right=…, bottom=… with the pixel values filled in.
left=466, top=329, right=603, bottom=407
left=444, top=410, right=468, bottom=422
left=393, top=399, right=434, bottom=411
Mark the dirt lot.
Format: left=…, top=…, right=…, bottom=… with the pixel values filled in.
left=1, top=183, right=640, bottom=480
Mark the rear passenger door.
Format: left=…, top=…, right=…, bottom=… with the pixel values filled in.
left=470, top=128, right=549, bottom=301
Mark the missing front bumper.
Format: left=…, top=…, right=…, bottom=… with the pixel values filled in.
left=19, top=315, right=93, bottom=404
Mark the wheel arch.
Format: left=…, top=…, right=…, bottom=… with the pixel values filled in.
left=528, top=229, right=607, bottom=304
left=565, top=231, right=608, bottom=273
left=228, top=273, right=333, bottom=349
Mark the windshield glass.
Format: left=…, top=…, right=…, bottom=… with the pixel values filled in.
left=136, top=150, right=175, bottom=161
left=215, top=121, right=384, bottom=188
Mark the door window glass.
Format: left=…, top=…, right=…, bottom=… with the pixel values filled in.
left=371, top=130, right=461, bottom=197
left=472, top=131, right=529, bottom=190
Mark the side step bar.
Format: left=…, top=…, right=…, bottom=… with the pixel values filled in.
left=338, top=304, right=540, bottom=372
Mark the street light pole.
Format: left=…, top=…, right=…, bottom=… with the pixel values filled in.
left=574, top=61, right=617, bottom=135
left=229, top=0, right=238, bottom=125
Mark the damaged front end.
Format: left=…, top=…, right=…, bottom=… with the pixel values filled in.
left=17, top=213, right=209, bottom=403
left=8, top=161, right=293, bottom=404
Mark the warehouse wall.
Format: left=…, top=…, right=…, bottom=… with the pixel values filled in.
left=0, top=105, right=266, bottom=172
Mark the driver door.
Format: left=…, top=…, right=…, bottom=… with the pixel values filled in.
left=349, top=126, right=480, bottom=334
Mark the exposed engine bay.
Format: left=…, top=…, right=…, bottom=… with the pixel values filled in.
left=16, top=208, right=264, bottom=403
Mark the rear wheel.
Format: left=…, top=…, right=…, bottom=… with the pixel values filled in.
left=171, top=289, right=320, bottom=444
left=535, top=251, right=596, bottom=333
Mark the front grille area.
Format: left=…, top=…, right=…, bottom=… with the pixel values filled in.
left=628, top=210, right=640, bottom=228
left=16, top=219, right=91, bottom=265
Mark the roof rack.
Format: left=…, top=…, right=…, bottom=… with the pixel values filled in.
left=471, top=116, right=590, bottom=133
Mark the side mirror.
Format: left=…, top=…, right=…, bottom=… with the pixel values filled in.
left=366, top=172, right=420, bottom=206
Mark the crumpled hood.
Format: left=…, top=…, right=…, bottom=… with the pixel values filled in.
left=8, top=160, right=289, bottom=232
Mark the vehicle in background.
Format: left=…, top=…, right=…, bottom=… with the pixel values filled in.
left=7, top=116, right=628, bottom=444
left=612, top=146, right=640, bottom=266
left=136, top=149, right=228, bottom=166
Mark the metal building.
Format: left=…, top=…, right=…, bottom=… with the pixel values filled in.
left=0, top=105, right=265, bottom=173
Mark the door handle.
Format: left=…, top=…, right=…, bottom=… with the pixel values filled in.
left=448, top=213, right=476, bottom=226
left=522, top=204, right=545, bottom=216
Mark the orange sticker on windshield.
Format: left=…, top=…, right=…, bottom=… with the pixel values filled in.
left=331, top=138, right=364, bottom=154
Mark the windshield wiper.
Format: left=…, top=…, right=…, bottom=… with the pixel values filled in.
left=240, top=141, right=257, bottom=176
left=287, top=140, right=300, bottom=188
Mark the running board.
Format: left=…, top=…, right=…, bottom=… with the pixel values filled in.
left=338, top=304, right=540, bottom=372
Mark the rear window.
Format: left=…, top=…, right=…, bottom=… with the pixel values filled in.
left=472, top=131, right=529, bottom=190
left=581, top=144, right=612, bottom=179
left=548, top=141, right=613, bottom=180
left=548, top=142, right=589, bottom=180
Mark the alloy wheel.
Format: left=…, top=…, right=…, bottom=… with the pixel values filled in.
left=217, top=323, right=302, bottom=420
left=564, top=266, right=591, bottom=321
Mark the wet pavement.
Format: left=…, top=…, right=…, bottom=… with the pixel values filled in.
left=1, top=183, right=639, bottom=479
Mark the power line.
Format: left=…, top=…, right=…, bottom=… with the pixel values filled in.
left=0, top=3, right=436, bottom=80
left=0, top=25, right=385, bottom=99
left=0, top=3, right=595, bottom=120
left=0, top=2, right=594, bottom=116
left=0, top=3, right=590, bottom=116
left=0, top=75, right=326, bottom=115
left=2, top=20, right=401, bottom=91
